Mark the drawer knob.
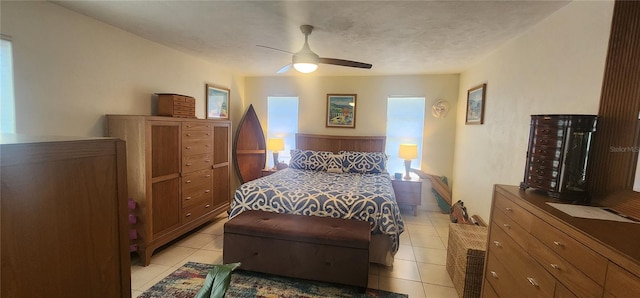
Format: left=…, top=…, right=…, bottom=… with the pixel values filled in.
left=205, top=159, right=211, bottom=163
left=185, top=212, right=192, bottom=217
left=204, top=189, right=210, bottom=193
left=187, top=133, right=191, bottom=136
left=206, top=133, right=211, bottom=136
left=553, top=241, right=564, bottom=247
left=527, top=277, right=539, bottom=287
left=205, top=174, right=211, bottom=178
left=493, top=241, right=502, bottom=247
left=186, top=180, right=192, bottom=183
left=205, top=204, right=210, bottom=208
left=540, top=139, right=548, bottom=144
left=550, top=264, right=561, bottom=270
left=186, top=163, right=193, bottom=166
left=505, top=207, right=513, bottom=212
left=185, top=197, right=191, bottom=201
left=205, top=144, right=210, bottom=147
left=185, top=146, right=192, bottom=149
left=503, top=223, right=511, bottom=229
left=490, top=271, right=498, bottom=279
left=187, top=125, right=192, bottom=128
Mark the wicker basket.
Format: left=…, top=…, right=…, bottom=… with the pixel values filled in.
left=446, top=223, right=488, bottom=298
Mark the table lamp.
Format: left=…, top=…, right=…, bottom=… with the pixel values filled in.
left=398, top=144, right=418, bottom=180
left=267, top=138, right=285, bottom=170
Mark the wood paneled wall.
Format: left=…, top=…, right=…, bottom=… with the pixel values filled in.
left=588, top=0, right=640, bottom=198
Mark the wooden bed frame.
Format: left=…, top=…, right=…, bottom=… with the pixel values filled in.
left=295, top=133, right=386, bottom=153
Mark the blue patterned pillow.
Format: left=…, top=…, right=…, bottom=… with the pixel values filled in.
left=289, top=149, right=336, bottom=172
left=340, top=151, right=387, bottom=174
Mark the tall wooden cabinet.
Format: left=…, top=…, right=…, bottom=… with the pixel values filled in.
left=107, top=115, right=231, bottom=266
left=0, top=136, right=131, bottom=297
left=483, top=185, right=640, bottom=297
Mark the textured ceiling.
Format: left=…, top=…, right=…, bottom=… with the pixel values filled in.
left=53, top=0, right=570, bottom=76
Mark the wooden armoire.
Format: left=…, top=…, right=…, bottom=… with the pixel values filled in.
left=106, top=115, right=231, bottom=266
left=1, top=136, right=131, bottom=297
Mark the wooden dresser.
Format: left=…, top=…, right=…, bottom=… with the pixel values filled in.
left=483, top=185, right=640, bottom=297
left=1, top=135, right=131, bottom=297
left=106, top=116, right=231, bottom=266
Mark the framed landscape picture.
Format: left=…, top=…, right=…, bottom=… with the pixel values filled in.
left=206, top=84, right=230, bottom=119
left=326, top=94, right=357, bottom=128
left=465, top=84, right=486, bottom=125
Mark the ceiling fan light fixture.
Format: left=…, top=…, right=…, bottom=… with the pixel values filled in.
left=293, top=62, right=318, bottom=73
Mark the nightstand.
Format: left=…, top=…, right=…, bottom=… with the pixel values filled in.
left=261, top=168, right=278, bottom=177
left=391, top=176, right=422, bottom=216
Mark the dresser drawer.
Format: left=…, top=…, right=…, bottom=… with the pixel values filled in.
left=183, top=130, right=213, bottom=140
left=183, top=138, right=212, bottom=156
left=604, top=263, right=640, bottom=298
left=555, top=282, right=577, bottom=298
left=488, top=223, right=556, bottom=297
left=183, top=121, right=213, bottom=131
left=530, top=217, right=607, bottom=286
left=526, top=174, right=557, bottom=190
left=494, top=193, right=533, bottom=231
left=527, top=166, right=558, bottom=179
left=482, top=280, right=499, bottom=298
left=532, top=136, right=563, bottom=148
left=534, top=125, right=564, bottom=137
left=182, top=153, right=213, bottom=172
left=182, top=201, right=214, bottom=224
left=528, top=233, right=603, bottom=297
left=493, top=208, right=530, bottom=249
left=529, top=155, right=560, bottom=169
left=182, top=169, right=213, bottom=208
left=485, top=252, right=524, bottom=297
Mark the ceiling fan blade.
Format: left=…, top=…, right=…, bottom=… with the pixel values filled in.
left=256, top=45, right=294, bottom=54
left=319, top=58, right=372, bottom=69
left=276, top=64, right=292, bottom=74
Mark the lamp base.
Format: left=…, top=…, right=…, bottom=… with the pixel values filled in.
left=272, top=152, right=279, bottom=170
left=403, top=160, right=412, bottom=180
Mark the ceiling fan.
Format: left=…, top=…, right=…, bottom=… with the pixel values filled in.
left=258, top=25, right=373, bottom=74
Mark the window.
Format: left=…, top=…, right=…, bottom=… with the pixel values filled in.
left=267, top=97, right=299, bottom=166
left=385, top=97, right=426, bottom=175
left=1, top=37, right=15, bottom=133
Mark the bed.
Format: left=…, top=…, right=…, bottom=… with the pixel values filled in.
left=229, top=133, right=405, bottom=266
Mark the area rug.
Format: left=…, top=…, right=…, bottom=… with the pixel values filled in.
left=139, top=261, right=408, bottom=298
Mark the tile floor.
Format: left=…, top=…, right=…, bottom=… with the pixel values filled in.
left=130, top=209, right=458, bottom=298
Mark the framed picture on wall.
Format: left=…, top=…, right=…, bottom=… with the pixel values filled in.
left=326, top=94, right=357, bottom=128
left=206, top=84, right=230, bottom=119
left=465, top=83, right=486, bottom=125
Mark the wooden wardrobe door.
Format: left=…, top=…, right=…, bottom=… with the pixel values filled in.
left=150, top=122, right=181, bottom=238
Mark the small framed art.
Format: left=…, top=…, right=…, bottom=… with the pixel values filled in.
left=326, top=94, right=357, bottom=128
left=465, top=83, right=486, bottom=125
left=206, top=84, right=230, bottom=119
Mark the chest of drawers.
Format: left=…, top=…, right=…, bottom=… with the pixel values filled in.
left=157, top=94, right=196, bottom=118
left=483, top=185, right=640, bottom=297
left=520, top=115, right=597, bottom=201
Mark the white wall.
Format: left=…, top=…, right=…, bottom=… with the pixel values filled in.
left=452, top=0, right=614, bottom=220
left=244, top=74, right=459, bottom=210
left=1, top=1, right=245, bottom=138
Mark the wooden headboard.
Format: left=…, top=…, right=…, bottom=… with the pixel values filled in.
left=295, top=133, right=386, bottom=153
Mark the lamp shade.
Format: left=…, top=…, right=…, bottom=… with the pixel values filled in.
left=398, top=144, right=418, bottom=160
left=293, top=63, right=318, bottom=73
left=267, top=138, right=285, bottom=152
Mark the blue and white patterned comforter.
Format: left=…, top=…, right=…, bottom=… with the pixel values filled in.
left=229, top=168, right=405, bottom=253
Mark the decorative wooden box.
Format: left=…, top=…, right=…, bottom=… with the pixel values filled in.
left=520, top=114, right=597, bottom=201
left=157, top=93, right=196, bottom=118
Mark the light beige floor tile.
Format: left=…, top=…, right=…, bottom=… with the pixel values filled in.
left=201, top=235, right=224, bottom=251
left=132, top=289, right=143, bottom=297
left=379, top=259, right=421, bottom=282
left=379, top=276, right=426, bottom=298
left=417, top=262, right=454, bottom=287
left=149, top=245, right=197, bottom=267
left=423, top=283, right=459, bottom=298
left=410, top=234, right=446, bottom=249
left=441, top=236, right=449, bottom=248
left=413, top=247, right=447, bottom=265
left=394, top=244, right=415, bottom=261
left=435, top=226, right=450, bottom=238
left=368, top=274, right=379, bottom=289
left=399, top=230, right=412, bottom=246
left=406, top=223, right=439, bottom=237
left=175, top=233, right=218, bottom=249
left=139, top=266, right=177, bottom=292
left=199, top=220, right=226, bottom=235
left=183, top=249, right=223, bottom=265
left=130, top=263, right=171, bottom=290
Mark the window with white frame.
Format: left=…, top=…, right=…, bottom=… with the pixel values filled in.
left=385, top=97, right=426, bottom=175
left=267, top=96, right=299, bottom=167
left=1, top=37, right=15, bottom=134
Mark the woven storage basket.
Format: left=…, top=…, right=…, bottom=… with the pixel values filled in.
left=446, top=223, right=488, bottom=298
